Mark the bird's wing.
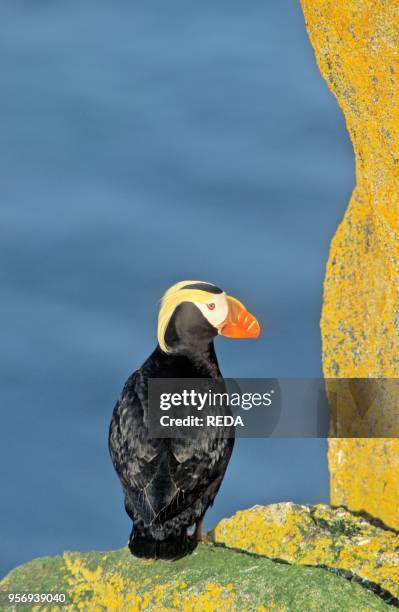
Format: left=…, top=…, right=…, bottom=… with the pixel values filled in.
left=109, top=372, right=233, bottom=526
left=109, top=372, right=165, bottom=523
left=160, top=433, right=233, bottom=523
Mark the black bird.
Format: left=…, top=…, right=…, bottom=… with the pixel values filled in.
left=109, top=280, right=260, bottom=559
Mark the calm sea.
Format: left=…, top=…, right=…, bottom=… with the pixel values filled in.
left=0, top=0, right=353, bottom=576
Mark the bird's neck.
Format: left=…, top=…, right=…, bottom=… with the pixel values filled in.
left=152, top=342, right=221, bottom=379
left=180, top=341, right=221, bottom=378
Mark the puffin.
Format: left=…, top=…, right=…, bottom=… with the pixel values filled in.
left=108, top=280, right=260, bottom=559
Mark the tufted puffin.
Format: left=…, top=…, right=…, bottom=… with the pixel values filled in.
left=108, top=280, right=260, bottom=559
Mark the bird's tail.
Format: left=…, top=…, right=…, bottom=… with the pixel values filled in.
left=129, top=528, right=196, bottom=561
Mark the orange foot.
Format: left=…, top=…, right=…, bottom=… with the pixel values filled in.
left=188, top=516, right=211, bottom=544
left=194, top=531, right=210, bottom=544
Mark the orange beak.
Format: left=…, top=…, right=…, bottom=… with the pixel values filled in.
left=219, top=296, right=261, bottom=339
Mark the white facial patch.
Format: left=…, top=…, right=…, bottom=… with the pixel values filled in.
left=193, top=292, right=229, bottom=330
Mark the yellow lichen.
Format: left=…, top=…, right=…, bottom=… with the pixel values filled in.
left=213, top=503, right=399, bottom=597
left=62, top=553, right=236, bottom=611
left=181, top=583, right=236, bottom=612
left=301, top=0, right=399, bottom=528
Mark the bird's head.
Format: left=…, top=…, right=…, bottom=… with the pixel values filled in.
left=157, top=280, right=260, bottom=353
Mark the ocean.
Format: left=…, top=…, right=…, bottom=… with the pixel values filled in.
left=0, top=0, right=353, bottom=576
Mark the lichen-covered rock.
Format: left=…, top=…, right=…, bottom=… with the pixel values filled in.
left=0, top=541, right=390, bottom=611
left=213, top=503, right=399, bottom=603
left=300, top=0, right=399, bottom=527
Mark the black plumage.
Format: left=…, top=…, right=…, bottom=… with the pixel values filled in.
left=108, top=298, right=234, bottom=560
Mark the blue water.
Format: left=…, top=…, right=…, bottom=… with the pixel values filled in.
left=0, top=1, right=354, bottom=576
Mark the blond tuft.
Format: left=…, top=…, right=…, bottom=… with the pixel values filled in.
left=157, top=280, right=216, bottom=353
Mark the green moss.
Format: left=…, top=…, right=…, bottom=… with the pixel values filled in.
left=0, top=544, right=391, bottom=611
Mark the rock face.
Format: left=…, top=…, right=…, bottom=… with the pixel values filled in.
left=0, top=536, right=390, bottom=611
left=300, top=1, right=399, bottom=528
left=213, top=503, right=399, bottom=603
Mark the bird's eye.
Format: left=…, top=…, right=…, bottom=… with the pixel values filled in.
left=207, top=303, right=216, bottom=310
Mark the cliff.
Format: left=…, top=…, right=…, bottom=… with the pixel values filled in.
left=301, top=0, right=399, bottom=527
left=1, top=504, right=397, bottom=610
